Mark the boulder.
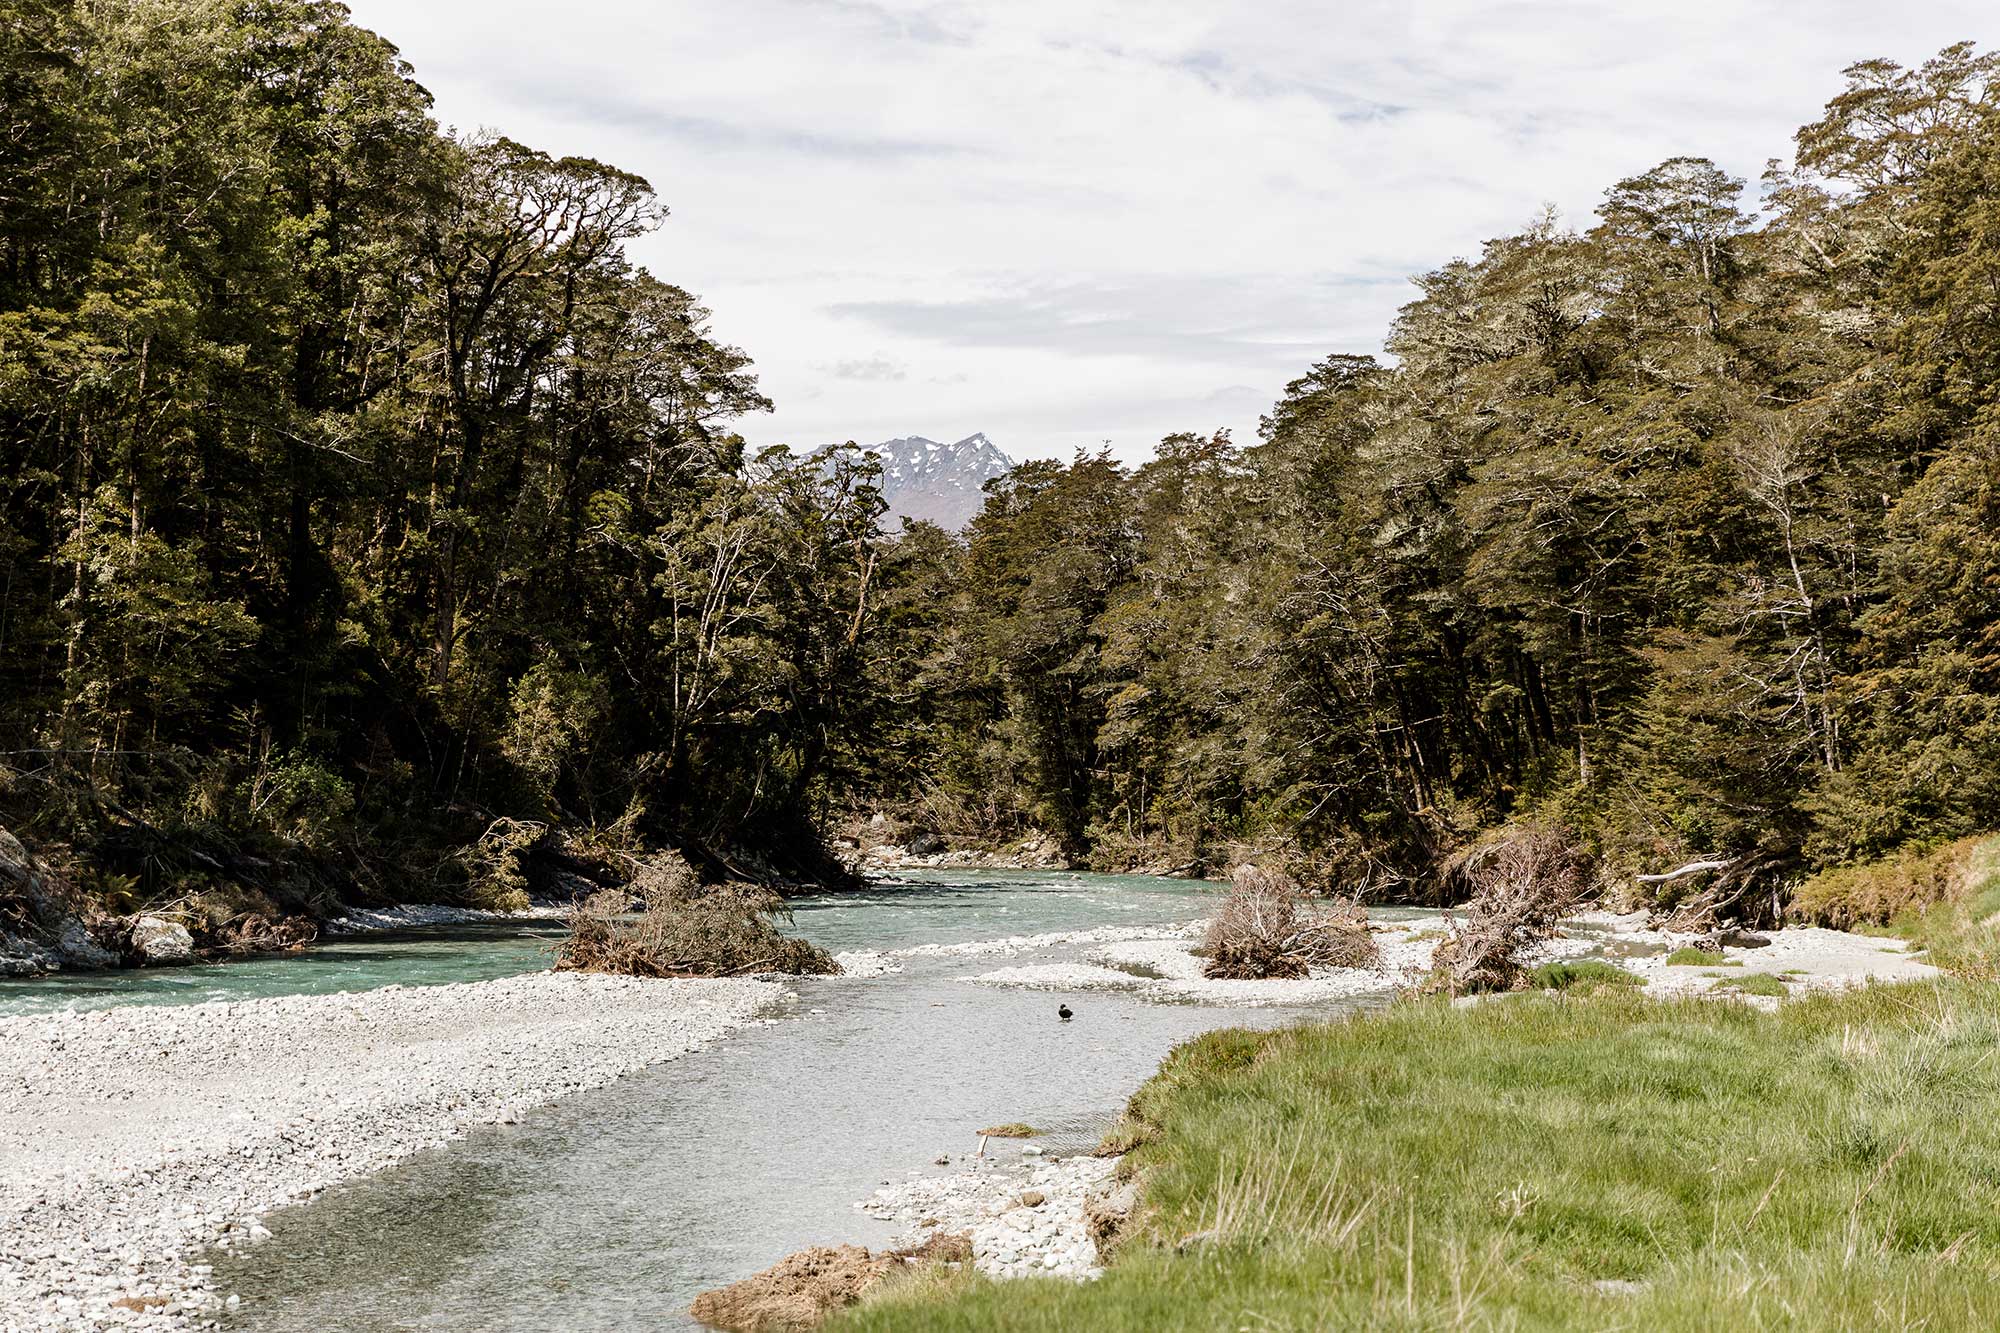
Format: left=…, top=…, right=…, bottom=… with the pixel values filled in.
left=1710, top=927, right=1773, bottom=949
left=130, top=916, right=196, bottom=966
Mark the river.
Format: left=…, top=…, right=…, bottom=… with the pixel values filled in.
left=1, top=869, right=1392, bottom=1329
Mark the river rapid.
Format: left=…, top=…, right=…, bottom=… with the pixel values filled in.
left=2, top=870, right=1388, bottom=1329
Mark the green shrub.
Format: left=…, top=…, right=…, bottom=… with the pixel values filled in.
left=1529, top=960, right=1644, bottom=991
left=457, top=816, right=542, bottom=913
left=1665, top=947, right=1732, bottom=966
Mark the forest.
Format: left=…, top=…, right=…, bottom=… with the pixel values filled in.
left=3, top=0, right=1997, bottom=928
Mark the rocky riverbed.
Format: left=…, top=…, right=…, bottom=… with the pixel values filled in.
left=858, top=1153, right=1119, bottom=1280
left=0, top=972, right=777, bottom=1331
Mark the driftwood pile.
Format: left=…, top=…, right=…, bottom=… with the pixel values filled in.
left=555, top=852, right=837, bottom=978
left=1201, top=864, right=1377, bottom=980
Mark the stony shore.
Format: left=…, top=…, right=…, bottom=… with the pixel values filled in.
left=959, top=912, right=1938, bottom=1007
left=858, top=1153, right=1119, bottom=1280
left=0, top=972, right=779, bottom=1332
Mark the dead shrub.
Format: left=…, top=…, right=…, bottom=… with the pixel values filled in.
left=1202, top=864, right=1377, bottom=980
left=1424, top=824, right=1593, bottom=996
left=555, top=851, right=837, bottom=978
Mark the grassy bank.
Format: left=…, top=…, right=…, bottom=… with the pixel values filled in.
left=843, top=980, right=2000, bottom=1330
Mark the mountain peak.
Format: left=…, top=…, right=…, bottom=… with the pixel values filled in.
left=860, top=433, right=1014, bottom=530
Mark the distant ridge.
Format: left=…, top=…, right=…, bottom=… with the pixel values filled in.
left=852, top=432, right=1014, bottom=529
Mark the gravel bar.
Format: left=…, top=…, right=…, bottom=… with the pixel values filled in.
left=0, top=972, right=780, bottom=1331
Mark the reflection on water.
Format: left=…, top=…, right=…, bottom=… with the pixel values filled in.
left=206, top=871, right=1376, bottom=1331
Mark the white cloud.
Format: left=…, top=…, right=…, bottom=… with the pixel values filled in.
left=346, top=0, right=1995, bottom=461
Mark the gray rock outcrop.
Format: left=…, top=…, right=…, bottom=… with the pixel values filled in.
left=0, top=827, right=117, bottom=975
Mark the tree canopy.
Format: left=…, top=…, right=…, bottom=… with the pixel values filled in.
left=3, top=5, right=1996, bottom=923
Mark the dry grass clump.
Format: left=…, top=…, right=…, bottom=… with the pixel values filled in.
left=1201, top=865, right=1377, bottom=981
left=1790, top=836, right=1984, bottom=929
left=555, top=851, right=837, bottom=978
left=1424, top=824, right=1593, bottom=996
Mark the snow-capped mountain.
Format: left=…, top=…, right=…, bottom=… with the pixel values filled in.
left=859, top=432, right=1014, bottom=530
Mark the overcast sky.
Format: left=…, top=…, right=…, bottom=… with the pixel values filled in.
left=345, top=1, right=1992, bottom=463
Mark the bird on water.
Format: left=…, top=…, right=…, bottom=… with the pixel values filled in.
left=1058, top=1004, right=1073, bottom=1021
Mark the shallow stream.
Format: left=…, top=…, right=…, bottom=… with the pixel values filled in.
left=5, top=870, right=1392, bottom=1329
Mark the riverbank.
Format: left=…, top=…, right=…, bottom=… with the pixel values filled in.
left=0, top=972, right=778, bottom=1331
left=952, top=910, right=1936, bottom=1007
left=838, top=978, right=2000, bottom=1331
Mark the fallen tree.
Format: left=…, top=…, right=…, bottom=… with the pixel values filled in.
left=1424, top=825, right=1593, bottom=996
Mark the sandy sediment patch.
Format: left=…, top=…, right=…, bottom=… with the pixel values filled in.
left=0, top=972, right=778, bottom=1331
left=1620, top=925, right=1940, bottom=998
left=858, top=1155, right=1117, bottom=1280
left=890, top=921, right=1205, bottom=961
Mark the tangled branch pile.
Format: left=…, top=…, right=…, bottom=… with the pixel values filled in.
left=556, top=853, right=838, bottom=978
left=1424, top=826, right=1593, bottom=996
left=1202, top=865, right=1377, bottom=980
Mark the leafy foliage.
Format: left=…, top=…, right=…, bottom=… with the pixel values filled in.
left=874, top=46, right=2000, bottom=913
left=0, top=0, right=911, bottom=908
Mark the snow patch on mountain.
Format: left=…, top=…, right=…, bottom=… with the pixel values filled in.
left=860, top=432, right=1014, bottom=529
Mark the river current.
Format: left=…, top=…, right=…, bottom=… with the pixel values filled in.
left=3, top=870, right=1388, bottom=1329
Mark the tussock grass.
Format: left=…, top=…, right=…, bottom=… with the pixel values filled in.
left=1528, top=959, right=1645, bottom=991
left=1666, top=946, right=1735, bottom=966
left=1716, top=972, right=1790, bottom=997
left=837, top=983, right=2000, bottom=1332
left=976, top=1123, right=1037, bottom=1139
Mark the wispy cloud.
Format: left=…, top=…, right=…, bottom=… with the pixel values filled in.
left=347, top=0, right=1998, bottom=461
left=823, top=356, right=910, bottom=381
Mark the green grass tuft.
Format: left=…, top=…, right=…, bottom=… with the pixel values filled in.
left=976, top=1123, right=1038, bottom=1138
left=1666, top=947, right=1736, bottom=966
left=1717, top=972, right=1790, bottom=998
left=1528, top=959, right=1645, bottom=991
